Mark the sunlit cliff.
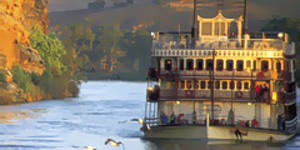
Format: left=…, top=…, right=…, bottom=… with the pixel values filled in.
left=0, top=0, right=47, bottom=73
left=0, top=0, right=74, bottom=105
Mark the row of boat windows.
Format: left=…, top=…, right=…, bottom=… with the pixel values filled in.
left=163, top=59, right=283, bottom=72
left=178, top=80, right=251, bottom=91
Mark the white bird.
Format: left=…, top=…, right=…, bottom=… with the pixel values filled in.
left=119, top=118, right=151, bottom=130
left=105, top=138, right=123, bottom=147
left=105, top=138, right=125, bottom=150
left=84, top=146, right=97, bottom=150
left=118, top=118, right=143, bottom=124
left=130, top=118, right=144, bottom=125
left=131, top=118, right=152, bottom=130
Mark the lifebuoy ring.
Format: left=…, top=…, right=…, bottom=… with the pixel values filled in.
left=235, top=91, right=243, bottom=98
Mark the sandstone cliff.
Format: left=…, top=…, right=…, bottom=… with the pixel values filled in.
left=0, top=0, right=47, bottom=73
left=0, top=0, right=49, bottom=104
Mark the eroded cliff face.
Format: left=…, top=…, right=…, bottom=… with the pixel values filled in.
left=0, top=0, right=48, bottom=104
left=0, top=0, right=47, bottom=73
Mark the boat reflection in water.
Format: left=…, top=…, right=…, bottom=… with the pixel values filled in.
left=142, top=138, right=291, bottom=150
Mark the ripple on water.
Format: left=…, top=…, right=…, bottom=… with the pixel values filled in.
left=14, top=139, right=63, bottom=143
left=0, top=144, right=57, bottom=149
left=0, top=82, right=298, bottom=150
left=73, top=112, right=113, bottom=116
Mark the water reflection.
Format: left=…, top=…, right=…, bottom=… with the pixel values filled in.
left=0, top=82, right=298, bottom=150
left=143, top=139, right=289, bottom=150
left=0, top=108, right=47, bottom=124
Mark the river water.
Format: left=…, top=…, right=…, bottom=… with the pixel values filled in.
left=0, top=81, right=299, bottom=150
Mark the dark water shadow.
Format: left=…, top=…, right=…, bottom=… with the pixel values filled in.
left=140, top=138, right=291, bottom=150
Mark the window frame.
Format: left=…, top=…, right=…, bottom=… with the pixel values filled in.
left=246, top=60, right=251, bottom=69
left=208, top=81, right=213, bottom=89
left=216, top=59, right=224, bottom=71
left=229, top=81, right=235, bottom=90
left=180, top=80, right=185, bottom=89
left=237, top=81, right=242, bottom=90
left=164, top=59, right=172, bottom=71
left=261, top=60, right=269, bottom=72
left=253, top=60, right=256, bottom=71
left=237, top=60, right=244, bottom=71
left=179, top=59, right=184, bottom=71
left=200, top=81, right=206, bottom=89
left=226, top=60, right=234, bottom=71
left=206, top=59, right=214, bottom=71
left=186, top=59, right=194, bottom=71
left=215, top=81, right=220, bottom=89
left=276, top=62, right=281, bottom=73
left=194, top=80, right=199, bottom=90
left=196, top=59, right=204, bottom=71
left=244, top=82, right=249, bottom=90
left=222, top=81, right=228, bottom=90
left=186, top=80, right=193, bottom=89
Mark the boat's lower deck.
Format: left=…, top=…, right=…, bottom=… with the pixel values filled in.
left=143, top=125, right=295, bottom=142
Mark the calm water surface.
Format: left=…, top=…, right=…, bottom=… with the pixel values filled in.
left=0, top=81, right=299, bottom=150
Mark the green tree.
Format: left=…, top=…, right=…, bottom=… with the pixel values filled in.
left=60, top=24, right=95, bottom=73
left=94, top=25, right=126, bottom=72
left=30, top=26, right=66, bottom=74
left=30, top=25, right=80, bottom=97
left=62, top=24, right=95, bottom=53
left=120, top=29, right=151, bottom=73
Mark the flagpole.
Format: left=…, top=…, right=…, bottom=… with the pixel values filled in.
left=243, top=0, right=248, bottom=34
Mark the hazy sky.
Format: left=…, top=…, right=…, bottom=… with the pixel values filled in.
left=49, top=0, right=300, bottom=19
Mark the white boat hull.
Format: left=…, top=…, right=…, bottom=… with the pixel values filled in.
left=144, top=125, right=296, bottom=142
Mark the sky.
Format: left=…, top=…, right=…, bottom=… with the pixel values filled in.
left=48, top=0, right=300, bottom=19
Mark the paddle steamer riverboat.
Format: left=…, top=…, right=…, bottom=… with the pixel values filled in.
left=143, top=0, right=297, bottom=142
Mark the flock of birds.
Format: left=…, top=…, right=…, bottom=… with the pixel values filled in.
left=83, top=118, right=147, bottom=150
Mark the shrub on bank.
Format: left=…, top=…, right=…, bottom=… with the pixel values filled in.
left=29, top=25, right=80, bottom=99
left=11, top=65, right=33, bottom=93
left=0, top=70, right=6, bottom=83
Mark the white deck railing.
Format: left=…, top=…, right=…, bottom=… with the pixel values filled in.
left=152, top=38, right=295, bottom=56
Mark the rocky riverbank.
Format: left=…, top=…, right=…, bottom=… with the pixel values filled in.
left=0, top=0, right=79, bottom=105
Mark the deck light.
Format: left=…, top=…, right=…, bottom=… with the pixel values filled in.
left=147, top=87, right=154, bottom=91
left=176, top=101, right=181, bottom=104
left=247, top=102, right=252, bottom=106
left=272, top=92, right=277, bottom=102
left=151, top=32, right=155, bottom=38
left=278, top=32, right=284, bottom=39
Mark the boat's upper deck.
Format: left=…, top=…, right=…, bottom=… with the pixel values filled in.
left=152, top=35, right=295, bottom=58
left=151, top=11, right=295, bottom=57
